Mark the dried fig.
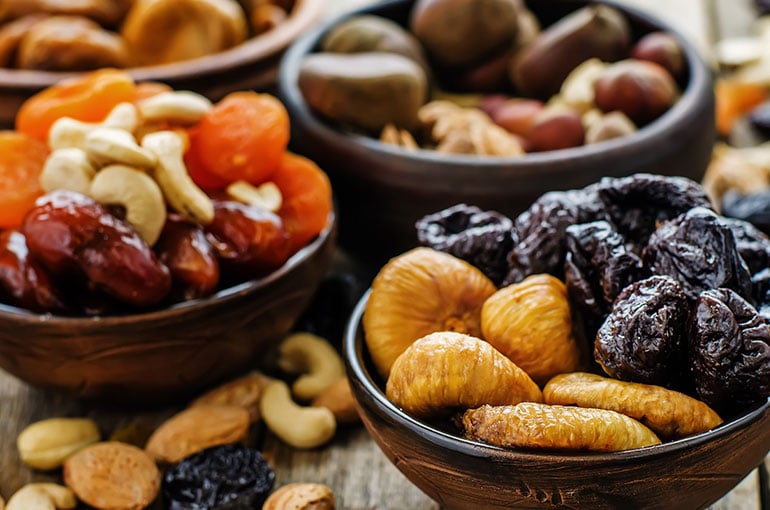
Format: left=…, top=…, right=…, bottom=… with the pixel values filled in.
left=363, top=247, right=496, bottom=378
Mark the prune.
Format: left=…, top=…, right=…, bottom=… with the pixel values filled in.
left=718, top=216, right=770, bottom=274
left=564, top=221, right=643, bottom=331
left=204, top=200, right=290, bottom=282
left=752, top=269, right=770, bottom=322
left=721, top=189, right=770, bottom=236
left=415, top=204, right=514, bottom=285
left=595, top=275, right=689, bottom=389
left=749, top=101, right=770, bottom=135
left=0, top=230, right=67, bottom=313
left=163, top=444, right=275, bottom=510
left=503, top=185, right=606, bottom=285
left=21, top=190, right=172, bottom=308
left=689, top=288, right=770, bottom=416
left=156, top=214, right=220, bottom=301
left=596, top=173, right=713, bottom=245
left=643, top=207, right=752, bottom=302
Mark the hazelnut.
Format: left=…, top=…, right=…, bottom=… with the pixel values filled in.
left=631, top=32, right=685, bottom=80
left=490, top=98, right=545, bottom=138
left=527, top=105, right=584, bottom=152
left=593, top=59, right=679, bottom=125
left=585, top=111, right=637, bottom=144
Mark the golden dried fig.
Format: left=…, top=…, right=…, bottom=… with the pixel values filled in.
left=481, top=274, right=582, bottom=384
left=363, top=247, right=497, bottom=378
left=386, top=331, right=542, bottom=418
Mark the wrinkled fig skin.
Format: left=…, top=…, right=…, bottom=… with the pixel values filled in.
left=299, top=52, right=427, bottom=133
left=643, top=207, right=753, bottom=302
left=718, top=216, right=770, bottom=275
left=410, top=0, right=521, bottom=68
left=511, top=5, right=631, bottom=99
left=321, top=15, right=430, bottom=74
left=595, top=275, right=690, bottom=389
left=21, top=190, right=172, bottom=308
left=689, top=288, right=770, bottom=417
left=0, top=230, right=67, bottom=313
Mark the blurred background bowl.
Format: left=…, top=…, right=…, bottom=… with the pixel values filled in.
left=344, top=290, right=770, bottom=510
left=278, top=0, right=716, bottom=265
left=0, top=0, right=325, bottom=128
left=0, top=213, right=336, bottom=401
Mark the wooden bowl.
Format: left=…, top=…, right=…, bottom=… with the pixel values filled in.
left=0, top=214, right=336, bottom=401
left=0, top=0, right=325, bottom=128
left=344, top=291, right=770, bottom=510
left=278, top=0, right=716, bottom=265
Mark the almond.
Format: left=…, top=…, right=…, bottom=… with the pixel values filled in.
left=189, top=372, right=272, bottom=422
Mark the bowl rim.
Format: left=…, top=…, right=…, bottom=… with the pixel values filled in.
left=278, top=0, right=713, bottom=170
left=344, top=289, right=770, bottom=463
left=0, top=0, right=325, bottom=87
left=0, top=211, right=336, bottom=325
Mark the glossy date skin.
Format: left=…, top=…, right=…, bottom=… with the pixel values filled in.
left=21, top=190, right=172, bottom=308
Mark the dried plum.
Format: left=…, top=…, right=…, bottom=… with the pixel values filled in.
left=722, top=189, right=770, bottom=237
left=504, top=185, right=606, bottom=285
left=416, top=204, right=514, bottom=285
left=718, top=216, right=770, bottom=274
left=595, top=275, right=689, bottom=388
left=752, top=269, right=770, bottom=322
left=749, top=101, right=770, bottom=135
left=643, top=207, right=752, bottom=302
left=689, top=288, right=770, bottom=416
left=597, top=173, right=712, bottom=245
left=163, top=444, right=275, bottom=510
left=564, top=221, right=643, bottom=333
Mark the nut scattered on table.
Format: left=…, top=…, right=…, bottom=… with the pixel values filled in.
left=189, top=371, right=273, bottom=422
left=312, top=377, right=361, bottom=425
left=5, top=483, right=75, bottom=510
left=260, top=380, right=337, bottom=449
left=277, top=332, right=346, bottom=401
left=263, top=482, right=336, bottom=510
left=17, top=417, right=100, bottom=471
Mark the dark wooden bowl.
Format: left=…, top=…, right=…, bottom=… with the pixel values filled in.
left=278, top=0, right=716, bottom=265
left=0, top=0, right=325, bottom=128
left=344, top=291, right=770, bottom=510
left=0, top=214, right=336, bottom=401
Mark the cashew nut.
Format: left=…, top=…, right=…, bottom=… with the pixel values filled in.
left=226, top=180, right=282, bottom=212
left=137, top=90, right=213, bottom=125
left=142, top=130, right=214, bottom=224
left=48, top=102, right=139, bottom=150
left=39, top=148, right=96, bottom=195
left=277, top=333, right=346, bottom=401
left=6, top=484, right=76, bottom=510
left=89, top=165, right=167, bottom=245
left=259, top=380, right=336, bottom=449
left=85, top=127, right=157, bottom=168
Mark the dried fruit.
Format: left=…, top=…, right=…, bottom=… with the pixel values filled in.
left=462, top=402, right=660, bottom=451
left=481, top=274, right=583, bottom=385
left=386, top=331, right=542, bottom=419
left=17, top=417, right=100, bottom=471
left=630, top=32, right=685, bottom=80
left=163, top=444, right=275, bottom=510
left=64, top=441, right=160, bottom=510
left=722, top=189, right=770, bottom=238
left=189, top=372, right=273, bottom=423
left=527, top=105, right=585, bottom=152
left=363, top=247, right=496, bottom=378
left=543, top=372, right=723, bottom=440
left=595, top=276, right=689, bottom=389
left=145, top=405, right=250, bottom=464
left=263, top=483, right=336, bottom=510
left=718, top=216, right=770, bottom=274
left=489, top=98, right=544, bottom=137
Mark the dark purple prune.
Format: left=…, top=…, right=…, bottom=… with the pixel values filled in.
left=595, top=275, right=689, bottom=388
left=163, top=444, right=275, bottom=510
left=564, top=221, right=643, bottom=332
left=642, top=207, right=752, bottom=302
left=752, top=269, right=770, bottom=322
left=718, top=216, right=770, bottom=274
left=416, top=204, right=514, bottom=285
left=749, top=101, right=770, bottom=135
left=596, top=173, right=713, bottom=245
left=0, top=230, right=67, bottom=313
left=503, top=185, right=606, bottom=285
left=721, top=189, right=770, bottom=237
left=21, top=190, right=172, bottom=308
left=689, top=288, right=770, bottom=416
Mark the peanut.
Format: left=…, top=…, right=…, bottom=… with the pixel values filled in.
left=17, top=418, right=100, bottom=470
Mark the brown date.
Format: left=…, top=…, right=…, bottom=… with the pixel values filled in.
left=21, top=190, right=172, bottom=308
left=0, top=230, right=67, bottom=313
left=155, top=214, right=220, bottom=301
left=204, top=200, right=291, bottom=281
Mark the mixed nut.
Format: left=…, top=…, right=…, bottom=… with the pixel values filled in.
left=299, top=0, right=685, bottom=156
left=363, top=173, right=770, bottom=452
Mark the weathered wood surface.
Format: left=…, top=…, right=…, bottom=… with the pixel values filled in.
left=0, top=1, right=768, bottom=509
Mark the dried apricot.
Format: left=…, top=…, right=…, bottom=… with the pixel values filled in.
left=16, top=68, right=136, bottom=141
left=133, top=81, right=173, bottom=102
left=715, top=79, right=766, bottom=137
left=0, top=131, right=48, bottom=228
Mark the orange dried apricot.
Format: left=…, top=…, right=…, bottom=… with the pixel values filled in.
left=16, top=68, right=136, bottom=141
left=0, top=131, right=48, bottom=228
left=715, top=79, right=767, bottom=137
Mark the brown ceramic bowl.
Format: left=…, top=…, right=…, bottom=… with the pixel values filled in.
left=278, top=0, right=716, bottom=264
left=0, top=0, right=325, bottom=128
left=0, top=213, right=336, bottom=401
left=344, top=291, right=770, bottom=510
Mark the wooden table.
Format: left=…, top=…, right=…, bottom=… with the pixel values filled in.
left=1, top=1, right=769, bottom=509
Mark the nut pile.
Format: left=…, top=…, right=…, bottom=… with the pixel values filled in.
left=298, top=0, right=685, bottom=156
left=362, top=173, right=770, bottom=452
left=5, top=332, right=354, bottom=509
